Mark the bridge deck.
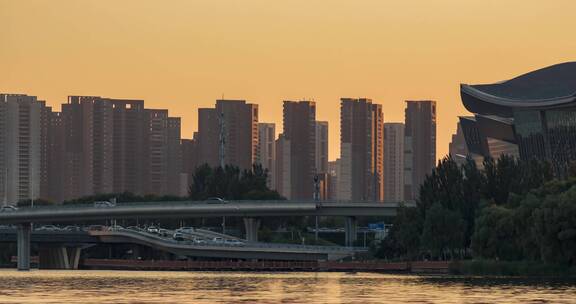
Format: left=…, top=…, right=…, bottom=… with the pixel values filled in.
left=0, top=201, right=411, bottom=224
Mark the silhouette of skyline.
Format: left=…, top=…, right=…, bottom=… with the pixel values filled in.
left=2, top=0, right=576, bottom=160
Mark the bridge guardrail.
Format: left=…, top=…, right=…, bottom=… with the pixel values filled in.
left=103, top=228, right=367, bottom=252
left=11, top=199, right=411, bottom=211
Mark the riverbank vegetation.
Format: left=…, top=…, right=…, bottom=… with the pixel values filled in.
left=451, top=260, right=576, bottom=277
left=377, top=155, right=576, bottom=272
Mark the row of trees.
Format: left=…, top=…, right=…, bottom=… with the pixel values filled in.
left=188, top=164, right=282, bottom=200
left=377, top=154, right=576, bottom=266
left=472, top=179, right=576, bottom=264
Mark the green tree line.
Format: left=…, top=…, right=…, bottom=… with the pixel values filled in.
left=377, top=154, right=576, bottom=267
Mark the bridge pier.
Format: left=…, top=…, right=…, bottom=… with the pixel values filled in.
left=243, top=218, right=261, bottom=242
left=17, top=223, right=32, bottom=271
left=68, top=247, right=82, bottom=269
left=39, top=247, right=70, bottom=269
left=39, top=246, right=83, bottom=270
left=344, top=216, right=358, bottom=247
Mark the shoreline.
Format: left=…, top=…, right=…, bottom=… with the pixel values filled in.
left=5, top=258, right=575, bottom=277
left=4, top=258, right=450, bottom=274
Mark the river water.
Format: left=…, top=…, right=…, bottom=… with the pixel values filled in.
left=0, top=270, right=574, bottom=303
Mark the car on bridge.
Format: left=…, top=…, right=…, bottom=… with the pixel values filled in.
left=176, top=227, right=195, bottom=234
left=93, top=201, right=116, bottom=208
left=147, top=226, right=160, bottom=234
left=0, top=205, right=18, bottom=212
left=193, top=238, right=207, bottom=244
left=35, top=225, right=61, bottom=231
left=225, top=239, right=245, bottom=246
left=87, top=225, right=108, bottom=231
left=63, top=226, right=82, bottom=232
left=206, top=197, right=228, bottom=204
left=173, top=232, right=185, bottom=241
left=211, top=237, right=225, bottom=244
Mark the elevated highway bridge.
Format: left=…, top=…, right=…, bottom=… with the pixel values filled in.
left=0, top=200, right=412, bottom=270
left=0, top=227, right=363, bottom=269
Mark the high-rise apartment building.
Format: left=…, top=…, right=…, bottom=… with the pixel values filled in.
left=257, top=123, right=276, bottom=189
left=110, top=99, right=146, bottom=195
left=197, top=100, right=258, bottom=170
left=181, top=134, right=199, bottom=195
left=197, top=108, right=219, bottom=168
left=404, top=100, right=436, bottom=201
left=279, top=100, right=316, bottom=200
left=46, top=110, right=65, bottom=202
left=275, top=134, right=291, bottom=198
left=61, top=96, right=114, bottom=200
left=384, top=123, right=405, bottom=202
left=339, top=98, right=384, bottom=201
left=0, top=94, right=43, bottom=204
left=61, top=97, right=182, bottom=199
left=2, top=94, right=184, bottom=202
left=143, top=109, right=170, bottom=195
left=167, top=117, right=184, bottom=196
left=315, top=121, right=329, bottom=174
left=217, top=100, right=258, bottom=170
left=328, top=160, right=340, bottom=200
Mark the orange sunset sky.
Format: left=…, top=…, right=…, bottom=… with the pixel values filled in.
left=1, top=0, right=575, bottom=161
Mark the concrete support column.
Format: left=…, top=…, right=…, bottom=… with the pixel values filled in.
left=39, top=247, right=70, bottom=269
left=68, top=247, right=82, bottom=270
left=243, top=218, right=261, bottom=242
left=17, top=223, right=32, bottom=271
left=39, top=247, right=82, bottom=270
left=344, top=216, right=358, bottom=247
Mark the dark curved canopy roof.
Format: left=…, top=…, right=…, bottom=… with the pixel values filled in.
left=461, top=62, right=576, bottom=116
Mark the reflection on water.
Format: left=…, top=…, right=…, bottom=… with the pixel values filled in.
left=0, top=270, right=574, bottom=303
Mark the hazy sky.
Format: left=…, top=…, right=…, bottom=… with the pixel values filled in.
left=1, top=0, right=575, bottom=161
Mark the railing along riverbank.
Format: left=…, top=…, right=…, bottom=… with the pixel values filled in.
left=81, top=258, right=450, bottom=273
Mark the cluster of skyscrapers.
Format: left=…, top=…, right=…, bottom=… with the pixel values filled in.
left=0, top=95, right=183, bottom=204
left=0, top=93, right=437, bottom=205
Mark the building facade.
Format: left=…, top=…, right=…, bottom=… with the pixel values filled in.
left=339, top=98, right=384, bottom=201
left=197, top=100, right=258, bottom=170
left=216, top=100, right=259, bottom=170
left=315, top=121, right=329, bottom=174
left=279, top=100, right=316, bottom=200
left=257, top=123, right=276, bottom=189
left=275, top=134, right=291, bottom=198
left=110, top=99, right=147, bottom=195
left=459, top=62, right=576, bottom=176
left=327, top=160, right=340, bottom=200
left=0, top=94, right=43, bottom=204
left=61, top=96, right=114, bottom=200
left=384, top=123, right=404, bottom=202
left=448, top=122, right=470, bottom=166
left=404, top=100, right=436, bottom=201
left=197, top=108, right=219, bottom=168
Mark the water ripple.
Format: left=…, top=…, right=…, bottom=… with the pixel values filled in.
left=0, top=270, right=574, bottom=303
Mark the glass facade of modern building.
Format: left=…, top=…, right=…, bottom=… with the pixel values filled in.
left=459, top=62, right=576, bottom=176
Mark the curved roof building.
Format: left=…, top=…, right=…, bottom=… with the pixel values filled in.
left=459, top=62, right=576, bottom=175
left=461, top=62, right=576, bottom=117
